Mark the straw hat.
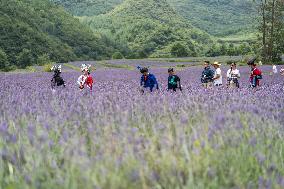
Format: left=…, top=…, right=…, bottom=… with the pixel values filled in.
left=212, top=61, right=221, bottom=66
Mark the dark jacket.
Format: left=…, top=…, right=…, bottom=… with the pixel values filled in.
left=140, top=73, right=159, bottom=92
left=51, top=71, right=65, bottom=89
left=168, top=75, right=182, bottom=91
left=201, top=67, right=214, bottom=83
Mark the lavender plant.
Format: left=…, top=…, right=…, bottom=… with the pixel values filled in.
left=0, top=66, right=283, bottom=189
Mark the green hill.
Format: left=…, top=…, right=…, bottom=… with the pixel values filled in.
left=80, top=0, right=214, bottom=58
left=0, top=0, right=115, bottom=70
left=168, top=0, right=256, bottom=37
left=51, top=0, right=123, bottom=16
left=51, top=0, right=256, bottom=38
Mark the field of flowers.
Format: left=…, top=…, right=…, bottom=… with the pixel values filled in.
left=0, top=65, right=284, bottom=189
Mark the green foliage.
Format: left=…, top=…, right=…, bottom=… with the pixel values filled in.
left=112, top=52, right=124, bottom=59
left=0, top=49, right=11, bottom=71
left=37, top=54, right=53, bottom=66
left=51, top=0, right=123, bottom=16
left=171, top=43, right=189, bottom=57
left=168, top=0, right=256, bottom=37
left=53, top=0, right=256, bottom=38
left=0, top=0, right=115, bottom=70
left=16, top=49, right=34, bottom=68
left=206, top=42, right=253, bottom=57
left=80, top=0, right=213, bottom=58
left=256, top=0, right=284, bottom=64
left=43, top=63, right=54, bottom=72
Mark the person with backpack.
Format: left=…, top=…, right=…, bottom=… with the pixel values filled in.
left=50, top=65, right=66, bottom=90
left=167, top=68, right=182, bottom=92
left=226, top=62, right=240, bottom=88
left=201, top=61, right=214, bottom=88
left=248, top=59, right=262, bottom=88
left=139, top=67, right=159, bottom=93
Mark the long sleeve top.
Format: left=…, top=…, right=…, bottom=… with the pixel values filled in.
left=201, top=67, right=214, bottom=83
left=140, top=73, right=159, bottom=92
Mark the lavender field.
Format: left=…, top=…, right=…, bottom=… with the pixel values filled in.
left=0, top=65, right=284, bottom=189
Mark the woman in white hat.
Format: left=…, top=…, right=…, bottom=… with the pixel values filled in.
left=212, top=62, right=223, bottom=86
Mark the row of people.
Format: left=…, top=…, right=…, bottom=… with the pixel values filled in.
left=51, top=64, right=94, bottom=91
left=201, top=60, right=262, bottom=88
left=50, top=61, right=283, bottom=92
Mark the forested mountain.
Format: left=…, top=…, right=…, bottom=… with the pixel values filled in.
left=0, top=0, right=116, bottom=70
left=169, top=0, right=255, bottom=37
left=79, top=0, right=213, bottom=58
left=51, top=0, right=256, bottom=37
left=0, top=0, right=258, bottom=69
left=51, top=0, right=123, bottom=16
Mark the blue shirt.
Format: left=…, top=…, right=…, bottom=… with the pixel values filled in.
left=140, top=73, right=159, bottom=91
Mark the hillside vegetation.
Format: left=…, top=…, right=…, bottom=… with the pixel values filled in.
left=0, top=0, right=115, bottom=70
left=169, top=0, right=256, bottom=37
left=80, top=0, right=214, bottom=58
left=51, top=0, right=123, bottom=16
left=52, top=0, right=256, bottom=37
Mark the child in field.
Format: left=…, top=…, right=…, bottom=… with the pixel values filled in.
left=77, top=64, right=93, bottom=91
left=139, top=67, right=159, bottom=93
left=226, top=63, right=240, bottom=88
left=201, top=61, right=214, bottom=88
left=51, top=65, right=66, bottom=90
left=167, top=68, right=182, bottom=92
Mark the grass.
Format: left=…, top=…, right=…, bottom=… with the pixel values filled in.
left=63, top=64, right=82, bottom=71
left=97, top=61, right=134, bottom=70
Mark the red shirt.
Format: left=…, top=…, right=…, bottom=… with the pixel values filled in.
left=250, top=67, right=262, bottom=86
left=85, top=75, right=93, bottom=90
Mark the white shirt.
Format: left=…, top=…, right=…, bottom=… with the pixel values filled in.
left=227, top=69, right=240, bottom=79
left=273, top=65, right=277, bottom=74
left=214, top=68, right=222, bottom=85
left=77, top=75, right=87, bottom=86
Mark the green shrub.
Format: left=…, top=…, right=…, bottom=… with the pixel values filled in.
left=0, top=49, right=11, bottom=71
left=43, top=63, right=54, bottom=72
left=112, top=52, right=124, bottom=59
left=37, top=54, right=53, bottom=66
left=16, top=49, right=35, bottom=68
left=171, top=43, right=189, bottom=57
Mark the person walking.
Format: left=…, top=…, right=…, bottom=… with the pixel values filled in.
left=248, top=60, right=262, bottom=88
left=51, top=65, right=66, bottom=90
left=201, top=61, right=214, bottom=88
left=212, top=62, right=223, bottom=87
left=77, top=64, right=94, bottom=91
left=167, top=68, right=182, bottom=92
left=139, top=67, right=159, bottom=93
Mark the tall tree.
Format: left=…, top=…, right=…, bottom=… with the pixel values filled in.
left=255, top=0, right=284, bottom=63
